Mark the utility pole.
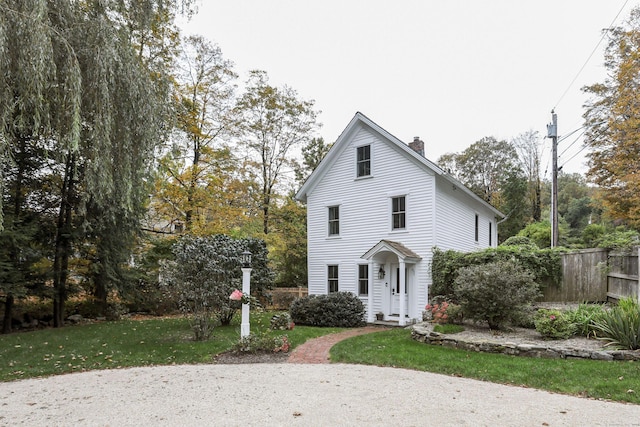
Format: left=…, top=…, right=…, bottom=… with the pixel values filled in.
left=547, top=110, right=558, bottom=248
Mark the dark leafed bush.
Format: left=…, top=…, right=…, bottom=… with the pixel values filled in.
left=290, top=292, right=366, bottom=327
left=454, top=259, right=541, bottom=330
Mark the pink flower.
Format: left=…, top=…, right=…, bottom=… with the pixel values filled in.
left=229, top=289, right=243, bottom=301
left=549, top=315, right=556, bottom=321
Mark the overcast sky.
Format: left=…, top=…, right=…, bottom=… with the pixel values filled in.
left=178, top=0, right=636, bottom=177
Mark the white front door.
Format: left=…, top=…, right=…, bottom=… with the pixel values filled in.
left=390, top=265, right=408, bottom=316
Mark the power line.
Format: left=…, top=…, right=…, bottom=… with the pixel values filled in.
left=559, top=128, right=587, bottom=157
left=553, top=0, right=630, bottom=110
left=558, top=126, right=584, bottom=144
left=560, top=143, right=590, bottom=168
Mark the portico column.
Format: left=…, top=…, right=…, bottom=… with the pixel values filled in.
left=367, top=261, right=374, bottom=323
left=399, top=259, right=406, bottom=326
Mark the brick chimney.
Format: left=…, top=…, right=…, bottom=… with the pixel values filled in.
left=409, top=136, right=425, bottom=157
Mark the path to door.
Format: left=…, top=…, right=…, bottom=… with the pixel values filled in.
left=287, top=326, right=387, bottom=364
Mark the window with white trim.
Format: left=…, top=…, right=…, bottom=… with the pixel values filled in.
left=358, top=264, right=368, bottom=296
left=328, top=206, right=339, bottom=236
left=392, top=196, right=406, bottom=230
left=356, top=145, right=371, bottom=177
left=328, top=265, right=339, bottom=293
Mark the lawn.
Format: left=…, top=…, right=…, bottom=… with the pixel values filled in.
left=0, top=312, right=340, bottom=382
left=3, top=316, right=640, bottom=405
left=331, top=328, right=640, bottom=405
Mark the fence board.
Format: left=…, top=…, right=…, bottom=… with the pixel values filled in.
left=606, top=249, right=640, bottom=301
left=542, top=249, right=608, bottom=302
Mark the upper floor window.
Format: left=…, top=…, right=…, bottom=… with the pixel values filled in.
left=392, top=196, right=406, bottom=230
left=358, top=264, right=368, bottom=296
left=328, top=265, right=339, bottom=293
left=356, top=145, right=371, bottom=177
left=328, top=206, right=340, bottom=236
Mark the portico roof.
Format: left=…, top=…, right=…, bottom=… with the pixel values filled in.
left=361, top=240, right=422, bottom=262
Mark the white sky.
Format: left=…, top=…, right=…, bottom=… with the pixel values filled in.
left=179, top=0, right=637, bottom=177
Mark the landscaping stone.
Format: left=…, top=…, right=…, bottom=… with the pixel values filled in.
left=411, top=322, right=640, bottom=361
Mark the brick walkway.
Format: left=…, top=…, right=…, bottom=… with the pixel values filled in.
left=287, top=326, right=388, bottom=364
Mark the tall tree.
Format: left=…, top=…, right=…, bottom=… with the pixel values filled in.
left=294, top=137, right=332, bottom=185
left=512, top=130, right=544, bottom=222
left=235, top=70, right=319, bottom=234
left=583, top=6, right=640, bottom=229
left=438, top=136, right=527, bottom=241
left=0, top=0, right=188, bottom=325
left=152, top=35, right=247, bottom=234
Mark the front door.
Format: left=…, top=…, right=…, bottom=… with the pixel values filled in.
left=390, top=265, right=408, bottom=315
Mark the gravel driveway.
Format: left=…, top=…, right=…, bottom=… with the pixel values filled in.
left=2, top=363, right=639, bottom=426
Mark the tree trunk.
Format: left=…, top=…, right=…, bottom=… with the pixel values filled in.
left=53, top=154, right=75, bottom=327
left=533, top=180, right=541, bottom=222
left=2, top=294, right=14, bottom=334
left=93, top=262, right=108, bottom=316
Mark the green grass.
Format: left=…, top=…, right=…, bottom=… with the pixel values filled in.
left=4, top=316, right=640, bottom=405
left=0, top=311, right=342, bottom=382
left=330, top=328, right=640, bottom=404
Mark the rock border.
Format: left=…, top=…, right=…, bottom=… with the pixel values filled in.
left=411, top=323, right=640, bottom=361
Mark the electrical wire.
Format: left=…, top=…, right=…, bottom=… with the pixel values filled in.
left=552, top=0, right=630, bottom=110
left=559, top=128, right=587, bottom=157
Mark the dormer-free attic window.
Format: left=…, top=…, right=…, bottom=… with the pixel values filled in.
left=356, top=145, right=371, bottom=177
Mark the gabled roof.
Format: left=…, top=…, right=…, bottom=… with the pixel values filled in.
left=362, top=240, right=422, bottom=262
left=295, top=112, right=504, bottom=218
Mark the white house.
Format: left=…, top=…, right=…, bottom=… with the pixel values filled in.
left=295, top=112, right=504, bottom=325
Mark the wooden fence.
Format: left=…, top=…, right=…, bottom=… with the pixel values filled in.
left=266, top=287, right=308, bottom=310
left=542, top=247, right=640, bottom=302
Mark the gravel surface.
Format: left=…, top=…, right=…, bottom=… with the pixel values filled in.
left=1, top=363, right=639, bottom=426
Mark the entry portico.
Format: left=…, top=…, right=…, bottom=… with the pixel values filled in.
left=362, top=240, right=421, bottom=326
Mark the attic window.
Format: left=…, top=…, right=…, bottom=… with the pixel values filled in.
left=356, top=145, right=371, bottom=177
left=392, top=196, right=406, bottom=230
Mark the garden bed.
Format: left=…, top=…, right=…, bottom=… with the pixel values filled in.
left=411, top=321, right=640, bottom=361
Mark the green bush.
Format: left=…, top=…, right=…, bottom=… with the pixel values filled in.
left=591, top=298, right=640, bottom=349
left=453, top=260, right=541, bottom=329
left=534, top=309, right=576, bottom=339
left=232, top=332, right=290, bottom=353
left=501, top=236, right=539, bottom=250
left=290, top=292, right=365, bottom=327
left=565, top=303, right=606, bottom=337
left=431, top=246, right=562, bottom=301
left=270, top=313, right=294, bottom=330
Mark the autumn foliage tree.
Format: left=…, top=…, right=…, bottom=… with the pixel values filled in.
left=438, top=137, right=527, bottom=241
left=583, top=7, right=640, bottom=229
left=235, top=70, right=319, bottom=234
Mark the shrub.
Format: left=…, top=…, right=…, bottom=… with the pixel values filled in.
left=233, top=332, right=290, bottom=353
left=591, top=298, right=640, bottom=350
left=453, top=260, right=541, bottom=329
left=425, top=301, right=449, bottom=323
left=501, top=236, right=539, bottom=250
left=270, top=313, right=294, bottom=330
left=161, top=234, right=274, bottom=341
left=565, top=303, right=606, bottom=337
left=290, top=292, right=366, bottom=327
left=534, top=309, right=576, bottom=339
left=430, top=246, right=563, bottom=302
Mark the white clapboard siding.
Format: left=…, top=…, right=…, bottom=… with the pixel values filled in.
left=298, top=113, right=503, bottom=323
